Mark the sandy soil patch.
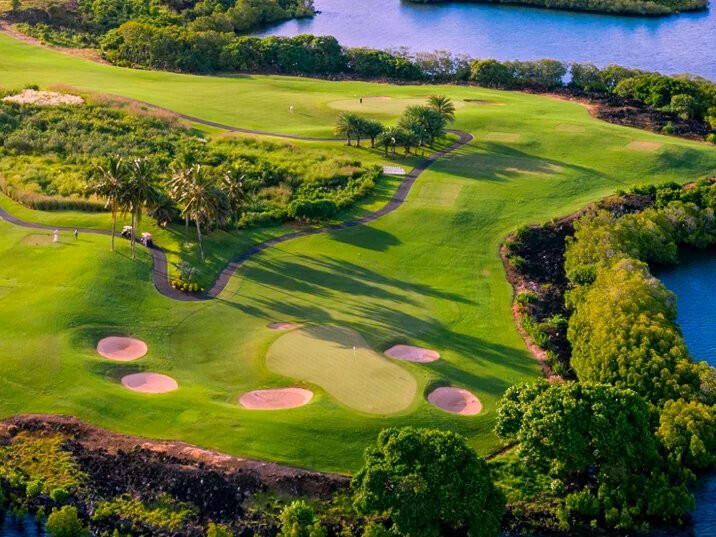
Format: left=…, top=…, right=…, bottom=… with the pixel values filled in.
left=427, top=387, right=482, bottom=415
left=485, top=132, right=520, bottom=143
left=121, top=373, right=177, bottom=393
left=19, top=233, right=55, bottom=246
left=627, top=140, right=662, bottom=152
left=2, top=89, right=84, bottom=106
left=97, top=337, right=148, bottom=361
left=385, top=345, right=440, bottom=363
left=239, top=388, right=313, bottom=410
left=267, top=322, right=302, bottom=330
left=556, top=123, right=586, bottom=133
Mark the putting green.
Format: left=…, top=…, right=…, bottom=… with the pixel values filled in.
left=266, top=325, right=418, bottom=414
left=326, top=96, right=466, bottom=116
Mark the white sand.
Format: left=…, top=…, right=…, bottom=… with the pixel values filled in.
left=385, top=344, right=440, bottom=363
left=2, top=90, right=84, bottom=106
left=121, top=373, right=178, bottom=393
left=239, top=388, right=313, bottom=410
left=427, top=387, right=482, bottom=415
left=97, top=337, right=148, bottom=362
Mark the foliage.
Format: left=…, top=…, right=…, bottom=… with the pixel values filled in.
left=207, top=522, right=234, bottom=537
left=657, top=399, right=716, bottom=471
left=278, top=501, right=326, bottom=537
left=352, top=427, right=505, bottom=537
left=46, top=506, right=88, bottom=537
left=92, top=493, right=197, bottom=532
left=0, top=433, right=84, bottom=494
left=496, top=382, right=694, bottom=531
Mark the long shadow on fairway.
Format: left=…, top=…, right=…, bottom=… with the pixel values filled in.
left=326, top=226, right=401, bottom=251
left=432, top=141, right=604, bottom=182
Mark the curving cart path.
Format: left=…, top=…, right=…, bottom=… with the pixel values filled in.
left=0, top=118, right=472, bottom=301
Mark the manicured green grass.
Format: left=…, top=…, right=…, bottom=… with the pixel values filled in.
left=0, top=32, right=715, bottom=473
left=266, top=325, right=418, bottom=415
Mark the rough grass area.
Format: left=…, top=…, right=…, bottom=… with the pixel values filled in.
left=266, top=325, right=418, bottom=415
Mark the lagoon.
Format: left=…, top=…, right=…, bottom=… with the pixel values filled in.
left=256, top=0, right=716, bottom=81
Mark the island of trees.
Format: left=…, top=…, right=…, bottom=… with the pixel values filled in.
left=408, top=0, right=708, bottom=16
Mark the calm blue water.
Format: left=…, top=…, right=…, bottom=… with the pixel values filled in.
left=256, top=0, right=716, bottom=81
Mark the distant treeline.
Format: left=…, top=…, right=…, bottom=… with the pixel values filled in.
left=98, top=30, right=716, bottom=134
left=407, top=0, right=707, bottom=16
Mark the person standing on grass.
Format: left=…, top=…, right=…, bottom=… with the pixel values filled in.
left=290, top=105, right=295, bottom=114
left=53, top=229, right=59, bottom=243
left=73, top=229, right=78, bottom=240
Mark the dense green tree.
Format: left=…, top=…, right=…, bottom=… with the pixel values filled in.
left=469, top=58, right=513, bottom=88
left=657, top=399, right=716, bottom=471
left=359, top=118, right=384, bottom=148
left=497, top=382, right=694, bottom=531
left=278, top=501, right=326, bottom=537
left=46, top=506, right=87, bottom=537
left=352, top=427, right=505, bottom=537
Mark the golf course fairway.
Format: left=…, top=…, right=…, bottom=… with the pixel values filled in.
left=0, top=31, right=715, bottom=473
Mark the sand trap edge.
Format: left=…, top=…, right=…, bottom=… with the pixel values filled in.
left=121, top=373, right=178, bottom=394
left=267, top=322, right=302, bottom=331
left=97, top=336, right=148, bottom=361
left=239, top=388, right=313, bottom=410
left=427, top=387, right=482, bottom=415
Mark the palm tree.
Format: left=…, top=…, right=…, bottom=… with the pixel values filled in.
left=335, top=112, right=363, bottom=146
left=221, top=168, right=246, bottom=224
left=168, top=152, right=197, bottom=239
left=124, top=158, right=160, bottom=259
left=428, top=95, right=456, bottom=123
left=176, top=167, right=226, bottom=262
left=361, top=119, right=384, bottom=148
left=90, top=155, right=127, bottom=252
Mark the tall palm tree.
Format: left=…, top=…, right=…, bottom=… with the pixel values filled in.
left=168, top=152, right=197, bottom=239
left=90, top=155, right=127, bottom=252
left=176, top=167, right=226, bottom=262
left=124, top=158, right=160, bottom=259
left=221, top=168, right=246, bottom=225
left=428, top=95, right=456, bottom=123
left=335, top=112, right=362, bottom=146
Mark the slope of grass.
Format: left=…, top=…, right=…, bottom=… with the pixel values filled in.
left=0, top=32, right=714, bottom=472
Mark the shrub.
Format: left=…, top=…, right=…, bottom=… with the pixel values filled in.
left=657, top=400, right=716, bottom=471
left=50, top=487, right=70, bottom=504
left=46, top=506, right=87, bottom=537
left=207, top=522, right=234, bottom=537
left=278, top=501, right=326, bottom=537
left=25, top=479, right=42, bottom=498
left=352, top=427, right=505, bottom=537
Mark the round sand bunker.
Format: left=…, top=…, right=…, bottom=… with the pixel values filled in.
left=239, top=388, right=313, bottom=410
left=97, top=337, right=148, bottom=361
left=385, top=344, right=440, bottom=363
left=267, top=322, right=302, bottom=331
left=428, top=387, right=482, bottom=415
left=121, top=373, right=178, bottom=394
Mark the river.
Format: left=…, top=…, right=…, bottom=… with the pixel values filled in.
left=255, top=0, right=716, bottom=81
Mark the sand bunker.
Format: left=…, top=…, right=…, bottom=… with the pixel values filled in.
left=427, top=387, right=482, bottom=415
left=627, top=140, right=662, bottom=152
left=385, top=345, right=440, bottom=363
left=2, top=89, right=84, bottom=106
left=239, top=388, right=313, bottom=410
left=121, top=373, right=178, bottom=393
left=97, top=337, right=148, bottom=361
left=267, top=322, right=302, bottom=330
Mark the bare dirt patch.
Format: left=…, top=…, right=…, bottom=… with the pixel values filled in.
left=385, top=345, right=440, bottom=363
left=121, top=373, right=178, bottom=393
left=239, top=388, right=313, bottom=410
left=267, top=322, right=302, bottom=330
left=427, top=387, right=482, bottom=415
left=97, top=337, right=147, bottom=362
left=627, top=140, right=663, bottom=152
left=3, top=89, right=84, bottom=106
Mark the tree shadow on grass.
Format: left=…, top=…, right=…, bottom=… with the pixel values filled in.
left=432, top=140, right=604, bottom=183
left=326, top=225, right=401, bottom=251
